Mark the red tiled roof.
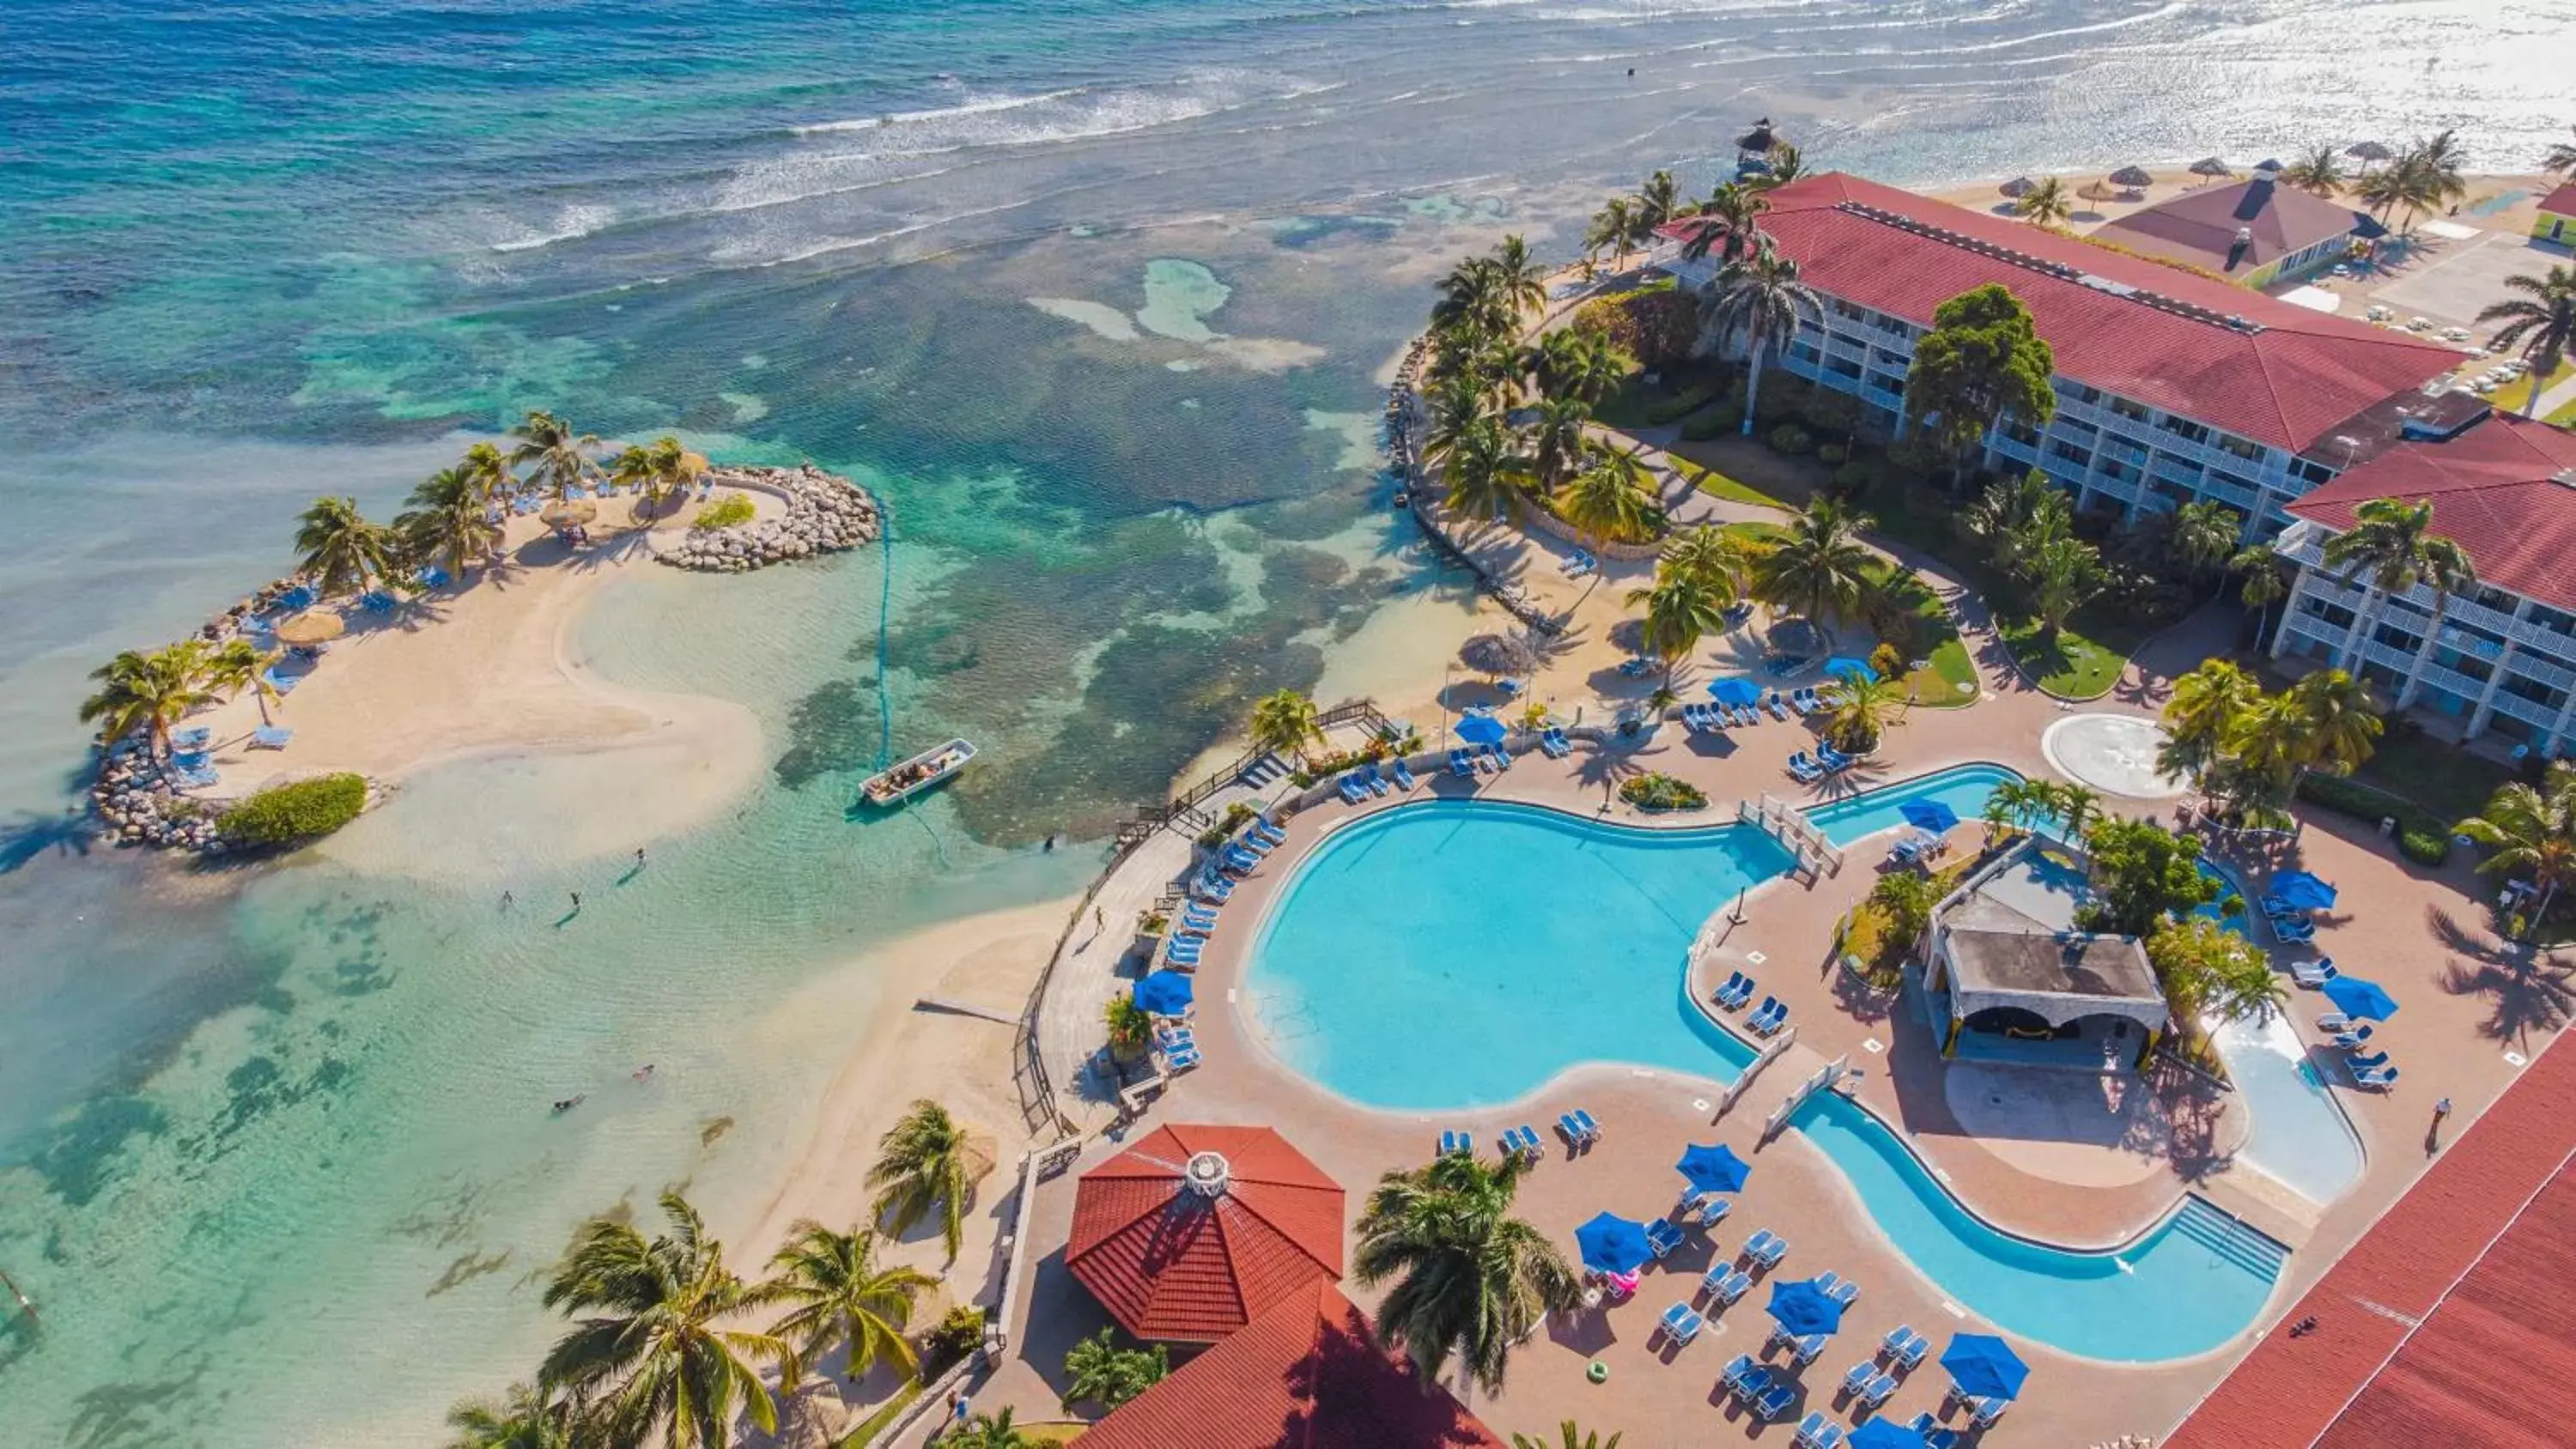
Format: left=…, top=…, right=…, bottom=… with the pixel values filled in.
left=1078, top=1282, right=1508, bottom=1449
left=1066, top=1123, right=1346, bottom=1343
left=2166, top=1033, right=2576, bottom=1448
left=2091, top=179, right=2378, bottom=276
left=1657, top=173, right=2458, bottom=453
left=2283, top=412, right=2576, bottom=613
left=2538, top=182, right=2576, bottom=218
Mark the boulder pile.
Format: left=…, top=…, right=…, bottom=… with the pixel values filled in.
left=659, top=464, right=881, bottom=573
left=92, top=741, right=229, bottom=855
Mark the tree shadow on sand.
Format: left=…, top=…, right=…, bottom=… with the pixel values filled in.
left=2428, top=905, right=2576, bottom=1049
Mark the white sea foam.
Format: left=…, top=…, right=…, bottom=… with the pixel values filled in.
left=489, top=203, right=617, bottom=253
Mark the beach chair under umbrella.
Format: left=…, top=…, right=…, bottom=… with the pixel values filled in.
left=1575, top=1212, right=1655, bottom=1275
left=273, top=611, right=346, bottom=646
left=2322, top=974, right=2401, bottom=1022
left=1455, top=712, right=1507, bottom=746
left=1940, top=1332, right=2030, bottom=1401
left=1765, top=1277, right=1847, bottom=1338
left=1676, top=1143, right=1753, bottom=1196
left=1709, top=677, right=1765, bottom=707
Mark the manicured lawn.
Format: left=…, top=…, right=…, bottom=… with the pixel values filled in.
left=1662, top=435, right=1817, bottom=511
left=1668, top=453, right=1794, bottom=511
left=2349, top=727, right=2513, bottom=826
left=1996, top=615, right=2131, bottom=698
left=1595, top=367, right=1724, bottom=429
left=2549, top=395, right=2576, bottom=427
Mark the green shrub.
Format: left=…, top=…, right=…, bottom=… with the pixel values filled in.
left=1679, top=403, right=1745, bottom=440
left=2295, top=772, right=2451, bottom=867
left=921, top=1306, right=986, bottom=1374
left=1196, top=800, right=1257, bottom=848
left=216, top=773, right=368, bottom=845
left=1830, top=461, right=1874, bottom=496
left=1767, top=424, right=1815, bottom=456
left=695, top=494, right=756, bottom=529
left=1619, top=772, right=1708, bottom=811
left=1817, top=441, right=1850, bottom=465
left=1801, top=390, right=1862, bottom=436
left=1752, top=374, right=1812, bottom=427
left=1571, top=289, right=1699, bottom=368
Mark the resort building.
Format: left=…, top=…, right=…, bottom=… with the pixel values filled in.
left=2089, top=162, right=2384, bottom=288
left=2269, top=410, right=2576, bottom=754
left=1920, top=838, right=2168, bottom=1070
left=2533, top=181, right=2576, bottom=246
left=1654, top=173, right=2463, bottom=538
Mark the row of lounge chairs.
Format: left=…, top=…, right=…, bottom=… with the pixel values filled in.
left=1536, top=727, right=1573, bottom=758
left=1887, top=830, right=1947, bottom=866
left=1447, top=744, right=1512, bottom=777
left=1557, top=1108, right=1602, bottom=1147
left=1435, top=1106, right=1602, bottom=1164
left=2288, top=952, right=2401, bottom=1081
left=1155, top=1021, right=1200, bottom=1073
left=1339, top=759, right=1419, bottom=803
left=1561, top=549, right=1598, bottom=577
left=1786, top=743, right=1857, bottom=784
left=1710, top=971, right=1790, bottom=1035
left=1719, top=1355, right=1800, bottom=1423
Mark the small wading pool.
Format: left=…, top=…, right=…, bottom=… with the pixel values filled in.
left=1242, top=767, right=2286, bottom=1361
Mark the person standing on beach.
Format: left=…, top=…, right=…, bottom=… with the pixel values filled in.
left=500, top=890, right=513, bottom=912
left=569, top=891, right=580, bottom=912
left=635, top=846, right=647, bottom=868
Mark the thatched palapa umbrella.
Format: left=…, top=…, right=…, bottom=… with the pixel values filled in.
left=540, top=500, right=598, bottom=529
left=1997, top=176, right=2036, bottom=198
left=1735, top=117, right=1779, bottom=155
left=274, top=611, right=346, bottom=646
left=2346, top=140, right=2393, bottom=172
left=1459, top=632, right=1539, bottom=679
left=2189, top=156, right=2233, bottom=180
left=2079, top=179, right=2121, bottom=203
left=2108, top=165, right=2155, bottom=189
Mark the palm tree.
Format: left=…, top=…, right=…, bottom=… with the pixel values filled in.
left=1701, top=246, right=1819, bottom=435
left=2227, top=692, right=2313, bottom=802
left=2231, top=544, right=2291, bottom=647
left=2476, top=264, right=2576, bottom=417
left=2319, top=498, right=2475, bottom=670
left=2014, top=177, right=2074, bottom=229
left=1754, top=142, right=1807, bottom=191
left=1558, top=446, right=1657, bottom=558
left=398, top=466, right=505, bottom=577
left=1584, top=198, right=1638, bottom=273
left=79, top=643, right=216, bottom=764
left=445, top=1383, right=581, bottom=1449
left=1820, top=672, right=1904, bottom=753
left=1636, top=170, right=1682, bottom=230
left=2159, top=659, right=2259, bottom=792
left=1753, top=499, right=1877, bottom=646
left=611, top=435, right=711, bottom=518
left=2456, top=762, right=2576, bottom=931
left=1661, top=524, right=1752, bottom=597
left=1423, top=372, right=1497, bottom=464
left=1439, top=416, right=1534, bottom=521
left=1557, top=328, right=1634, bottom=406
left=293, top=495, right=400, bottom=598
left=2167, top=500, right=2240, bottom=593
left=1491, top=234, right=1551, bottom=320
left=2353, top=162, right=2422, bottom=226
left=1060, top=1327, right=1170, bottom=1411
left=750, top=1221, right=933, bottom=1385
left=1680, top=182, right=1769, bottom=266
left=2547, top=124, right=2576, bottom=179
left=1514, top=1423, right=1623, bottom=1449
left=1524, top=396, right=1593, bottom=489
left=866, top=1100, right=979, bottom=1263
left=459, top=440, right=516, bottom=503
left=511, top=409, right=602, bottom=497
left=1353, top=1152, right=1577, bottom=1399
left=1981, top=777, right=2057, bottom=837
left=945, top=1410, right=1034, bottom=1449
left=2279, top=145, right=2347, bottom=196
left=2287, top=668, right=2384, bottom=777
left=2414, top=128, right=2470, bottom=210
left=2052, top=782, right=2104, bottom=840
left=204, top=638, right=284, bottom=726
left=539, top=1191, right=795, bottom=1449
left=1248, top=688, right=1323, bottom=762
left=1626, top=572, right=1730, bottom=693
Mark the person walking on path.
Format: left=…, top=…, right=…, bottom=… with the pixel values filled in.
left=2428, top=1096, right=2453, bottom=1155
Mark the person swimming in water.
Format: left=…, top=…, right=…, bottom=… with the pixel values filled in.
left=552, top=1095, right=585, bottom=1115
left=633, top=1064, right=656, bottom=1082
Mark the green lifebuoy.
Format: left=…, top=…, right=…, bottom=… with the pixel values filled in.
left=1587, top=1360, right=1608, bottom=1384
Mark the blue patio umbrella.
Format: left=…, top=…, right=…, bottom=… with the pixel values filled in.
left=1765, top=1277, right=1847, bottom=1337
left=1574, top=1212, right=1654, bottom=1275
left=2270, top=870, right=2336, bottom=910
left=1675, top=1143, right=1753, bottom=1196
left=2322, top=973, right=2401, bottom=1022
left=1823, top=656, right=1875, bottom=683
left=1847, top=1419, right=1928, bottom=1449
left=1900, top=799, right=1960, bottom=834
left=1941, top=1333, right=2030, bottom=1401
left=1709, top=676, right=1765, bottom=706
left=1455, top=712, right=1507, bottom=746
left=1133, top=970, right=1194, bottom=1016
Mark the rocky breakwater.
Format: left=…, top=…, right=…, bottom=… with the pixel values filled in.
left=92, top=741, right=232, bottom=855
left=659, top=464, right=881, bottom=573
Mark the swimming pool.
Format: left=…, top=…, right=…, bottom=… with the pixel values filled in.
left=2193, top=864, right=2366, bottom=1204
left=1807, top=762, right=2024, bottom=846
left=1244, top=776, right=2286, bottom=1361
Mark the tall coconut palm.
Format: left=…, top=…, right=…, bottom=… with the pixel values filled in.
left=1439, top=416, right=1534, bottom=521
left=2230, top=543, right=2292, bottom=647
left=612, top=435, right=712, bottom=518
left=1584, top=198, right=1638, bottom=273
left=1700, top=245, right=1818, bottom=434
left=459, top=440, right=516, bottom=503
left=2279, top=145, right=2347, bottom=196
left=2319, top=497, right=2475, bottom=670
left=2226, top=692, right=2313, bottom=802
left=2352, top=162, right=2424, bottom=226
left=1433, top=257, right=1514, bottom=343
left=2286, top=667, right=2384, bottom=777
left=1635, top=170, right=1682, bottom=230
left=204, top=638, right=284, bottom=726
left=1059, top=1327, right=1170, bottom=1411
left=1514, top=1423, right=1623, bottom=1449
left=1753, top=499, right=1876, bottom=647
left=445, top=1382, right=581, bottom=1449
left=2475, top=264, right=2576, bottom=417
left=1353, top=1151, right=1577, bottom=1399
left=1491, top=234, right=1551, bottom=321
left=1249, top=688, right=1323, bottom=762
left=2547, top=125, right=2576, bottom=179
left=2052, top=782, right=2104, bottom=840
left=2456, top=762, right=2576, bottom=931
left=1558, top=446, right=1657, bottom=559
left=1981, top=777, right=2059, bottom=836
left=1661, top=524, right=1752, bottom=597
left=293, top=495, right=399, bottom=598
left=1820, top=672, right=1905, bottom=753
left=398, top=466, right=506, bottom=577
left=750, top=1221, right=933, bottom=1385
left=1753, top=142, right=1807, bottom=191
left=538, top=1191, right=795, bottom=1449
left=866, top=1100, right=979, bottom=1264
left=1626, top=571, right=1730, bottom=693
left=1555, top=328, right=1634, bottom=406
left=2167, top=500, right=2240, bottom=592
left=945, top=1410, right=1034, bottom=1449
left=79, top=643, right=216, bottom=763
left=2159, top=659, right=2258, bottom=792
left=511, top=409, right=602, bottom=498
left=1523, top=397, right=1593, bottom=490
left=1679, top=182, right=1769, bottom=266
left=1423, top=372, right=1498, bottom=464
left=2014, top=176, right=2074, bottom=229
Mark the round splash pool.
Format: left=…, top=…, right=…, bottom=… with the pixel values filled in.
left=2043, top=712, right=2189, bottom=799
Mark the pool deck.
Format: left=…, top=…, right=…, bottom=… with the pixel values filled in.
left=945, top=606, right=2562, bottom=1447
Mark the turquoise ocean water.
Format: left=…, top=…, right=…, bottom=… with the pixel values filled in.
left=3, top=1, right=2570, bottom=1442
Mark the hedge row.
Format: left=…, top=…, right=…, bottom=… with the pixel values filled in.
left=218, top=773, right=370, bottom=845
left=2295, top=772, right=2451, bottom=867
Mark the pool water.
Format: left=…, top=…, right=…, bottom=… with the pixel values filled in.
left=1808, top=763, right=2025, bottom=846
left=1246, top=774, right=2288, bottom=1361
left=2194, top=864, right=2366, bottom=1204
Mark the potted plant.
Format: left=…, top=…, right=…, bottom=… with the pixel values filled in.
left=1104, top=995, right=1154, bottom=1065
left=1133, top=907, right=1170, bottom=957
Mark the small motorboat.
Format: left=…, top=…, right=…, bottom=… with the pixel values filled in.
left=860, top=738, right=977, bottom=808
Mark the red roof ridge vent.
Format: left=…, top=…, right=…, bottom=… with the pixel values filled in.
left=1183, top=1149, right=1232, bottom=1197
left=1835, top=200, right=2267, bottom=336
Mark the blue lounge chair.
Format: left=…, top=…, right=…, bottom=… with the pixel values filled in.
left=172, top=725, right=212, bottom=749
left=1712, top=970, right=1748, bottom=1008
left=1485, top=743, right=1512, bottom=771
left=1905, top=1414, right=1960, bottom=1449
left=1449, top=749, right=1475, bottom=777
left=1692, top=1195, right=1732, bottom=1228
left=277, top=584, right=318, bottom=611
left=1572, top=1108, right=1600, bottom=1141
left=1164, top=1046, right=1200, bottom=1072
left=1842, top=1361, right=1879, bottom=1399
left=1543, top=727, right=1572, bottom=757
left=1192, top=876, right=1233, bottom=904
left=171, top=763, right=220, bottom=789
left=1558, top=1111, right=1587, bottom=1144
left=1769, top=1325, right=1827, bottom=1363
left=1181, top=901, right=1219, bottom=925
left=1753, top=1381, right=1798, bottom=1422
left=417, top=566, right=451, bottom=589
left=1967, top=1397, right=2008, bottom=1429
left=1658, top=1300, right=1704, bottom=1346
left=1361, top=763, right=1391, bottom=797
left=1817, top=1270, right=1859, bottom=1306
left=263, top=667, right=301, bottom=696
left=251, top=725, right=294, bottom=749
left=1769, top=693, right=1793, bottom=721
left=1252, top=816, right=1288, bottom=845
left=1759, top=1003, right=1792, bottom=1035
left=1726, top=973, right=1759, bottom=1010
left=1742, top=1229, right=1788, bottom=1269
left=1644, top=1219, right=1686, bottom=1258
left=1748, top=995, right=1778, bottom=1027
left=2331, top=1025, right=2373, bottom=1048
left=358, top=589, right=397, bottom=614
left=1720, top=1355, right=1765, bottom=1399
left=1339, top=775, right=1368, bottom=804
left=1223, top=846, right=1261, bottom=873
left=2345, top=1049, right=2390, bottom=1070
left=1703, top=1264, right=1752, bottom=1306
left=1794, top=1410, right=1844, bottom=1449
left=2291, top=958, right=2338, bottom=986
left=2355, top=1064, right=2401, bottom=1088
left=1787, top=753, right=1822, bottom=784
left=1437, top=1130, right=1471, bottom=1156
left=1392, top=759, right=1419, bottom=790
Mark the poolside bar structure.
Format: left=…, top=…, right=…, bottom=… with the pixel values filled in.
left=1921, top=841, right=2170, bottom=1070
